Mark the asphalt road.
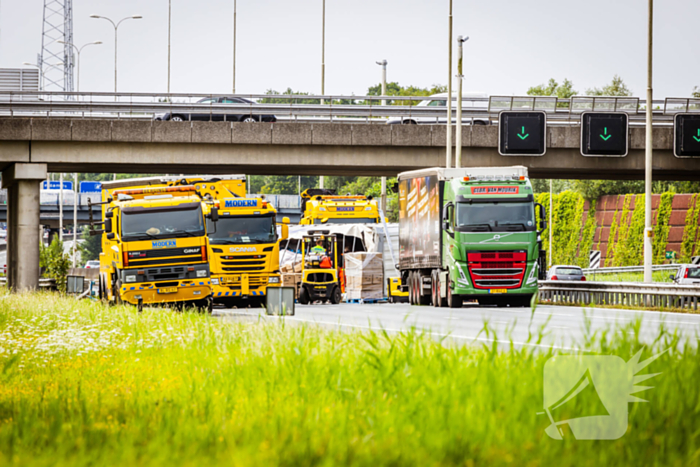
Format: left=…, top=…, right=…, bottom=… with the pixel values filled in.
left=215, top=302, right=700, bottom=350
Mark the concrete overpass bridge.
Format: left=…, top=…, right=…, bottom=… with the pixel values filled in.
left=0, top=118, right=697, bottom=180
left=2, top=91, right=699, bottom=292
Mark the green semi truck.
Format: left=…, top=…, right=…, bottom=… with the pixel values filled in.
left=397, top=166, right=547, bottom=308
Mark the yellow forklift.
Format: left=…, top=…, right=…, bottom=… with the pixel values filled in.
left=299, top=231, right=342, bottom=305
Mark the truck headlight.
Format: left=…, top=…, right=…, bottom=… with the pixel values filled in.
left=268, top=276, right=280, bottom=284
left=196, top=270, right=208, bottom=278
left=211, top=278, right=219, bottom=285
left=125, top=275, right=137, bottom=283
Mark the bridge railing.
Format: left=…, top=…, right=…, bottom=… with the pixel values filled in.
left=0, top=91, right=690, bottom=125
left=539, top=280, right=700, bottom=311
left=0, top=190, right=102, bottom=206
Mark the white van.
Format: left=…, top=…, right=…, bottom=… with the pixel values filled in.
left=386, top=92, right=490, bottom=125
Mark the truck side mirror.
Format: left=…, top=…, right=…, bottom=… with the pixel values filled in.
left=210, top=207, right=219, bottom=222
left=104, top=218, right=113, bottom=233
left=442, top=221, right=450, bottom=231
left=669, top=274, right=675, bottom=281
left=281, top=224, right=289, bottom=241
left=535, top=203, right=547, bottom=233
left=105, top=210, right=114, bottom=219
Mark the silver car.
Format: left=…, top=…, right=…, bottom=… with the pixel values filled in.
left=547, top=265, right=586, bottom=281
left=670, top=265, right=700, bottom=285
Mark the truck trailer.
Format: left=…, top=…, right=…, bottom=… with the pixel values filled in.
left=397, top=166, right=546, bottom=308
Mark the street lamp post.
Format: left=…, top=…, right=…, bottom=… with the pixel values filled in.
left=90, top=14, right=142, bottom=97
left=168, top=0, right=172, bottom=94
left=57, top=40, right=102, bottom=92
left=446, top=0, right=453, bottom=169
left=455, top=35, right=469, bottom=168
left=232, top=0, right=237, bottom=94
left=376, top=59, right=388, bottom=215
left=643, top=0, right=654, bottom=284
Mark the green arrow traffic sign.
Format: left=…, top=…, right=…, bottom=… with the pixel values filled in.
left=517, top=126, right=529, bottom=140
left=694, top=129, right=700, bottom=143
left=600, top=127, right=612, bottom=141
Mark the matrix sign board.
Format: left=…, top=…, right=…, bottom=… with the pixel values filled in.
left=674, top=113, right=700, bottom=158
left=580, top=112, right=628, bottom=157
left=498, top=111, right=547, bottom=156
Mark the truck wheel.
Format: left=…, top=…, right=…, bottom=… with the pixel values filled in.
left=408, top=272, right=416, bottom=305
left=137, top=298, right=143, bottom=313
left=434, top=273, right=445, bottom=307
left=447, top=276, right=463, bottom=308
left=330, top=286, right=342, bottom=304
left=299, top=286, right=310, bottom=305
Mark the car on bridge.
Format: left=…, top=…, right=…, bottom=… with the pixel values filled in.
left=155, top=96, right=277, bottom=123
left=386, top=92, right=490, bottom=126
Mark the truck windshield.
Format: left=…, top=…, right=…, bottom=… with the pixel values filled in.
left=121, top=203, right=204, bottom=241
left=208, top=215, right=277, bottom=244
left=313, top=217, right=378, bottom=224
left=456, top=202, right=535, bottom=232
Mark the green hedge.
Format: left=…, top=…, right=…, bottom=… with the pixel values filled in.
left=652, top=193, right=674, bottom=264
left=680, top=194, right=700, bottom=262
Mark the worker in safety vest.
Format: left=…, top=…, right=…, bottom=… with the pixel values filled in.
left=310, top=238, right=326, bottom=255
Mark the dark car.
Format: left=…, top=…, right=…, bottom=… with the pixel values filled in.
left=547, top=265, right=586, bottom=281
left=156, top=96, right=276, bottom=122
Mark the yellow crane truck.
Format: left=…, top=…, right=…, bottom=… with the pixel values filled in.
left=113, top=175, right=288, bottom=308
left=299, top=188, right=381, bottom=225
left=92, top=178, right=214, bottom=312
left=196, top=179, right=288, bottom=308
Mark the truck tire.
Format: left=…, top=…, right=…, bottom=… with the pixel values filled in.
left=432, top=271, right=445, bottom=308
left=408, top=272, right=416, bottom=305
left=447, top=275, right=463, bottom=308
left=299, top=286, right=310, bottom=305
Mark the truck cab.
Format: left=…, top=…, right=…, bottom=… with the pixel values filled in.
left=96, top=180, right=213, bottom=311
left=398, top=166, right=546, bottom=308
left=300, top=188, right=381, bottom=225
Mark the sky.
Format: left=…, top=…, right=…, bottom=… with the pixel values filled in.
left=0, top=0, right=698, bottom=98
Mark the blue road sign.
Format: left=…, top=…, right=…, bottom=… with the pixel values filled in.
left=42, top=180, right=73, bottom=191
left=80, top=181, right=102, bottom=193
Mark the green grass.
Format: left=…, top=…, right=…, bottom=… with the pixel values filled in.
left=0, top=292, right=698, bottom=466
left=587, top=270, right=674, bottom=283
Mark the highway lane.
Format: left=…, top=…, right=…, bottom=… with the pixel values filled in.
left=216, top=302, right=700, bottom=350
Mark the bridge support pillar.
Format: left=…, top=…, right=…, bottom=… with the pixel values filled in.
left=2, top=163, right=47, bottom=292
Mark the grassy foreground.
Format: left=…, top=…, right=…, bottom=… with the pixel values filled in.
left=0, top=293, right=698, bottom=466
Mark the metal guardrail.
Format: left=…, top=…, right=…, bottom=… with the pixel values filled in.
left=582, top=264, right=680, bottom=275
left=0, top=91, right=695, bottom=125
left=539, top=280, right=700, bottom=311
left=0, top=277, right=56, bottom=289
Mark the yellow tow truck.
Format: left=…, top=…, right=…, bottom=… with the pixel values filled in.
left=197, top=180, right=289, bottom=307
left=299, top=188, right=381, bottom=225
left=136, top=175, right=288, bottom=307
left=92, top=178, right=213, bottom=312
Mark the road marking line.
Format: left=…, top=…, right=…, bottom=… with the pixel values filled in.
left=278, top=317, right=579, bottom=351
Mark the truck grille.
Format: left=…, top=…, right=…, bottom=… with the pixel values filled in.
left=218, top=252, right=269, bottom=273
left=467, top=251, right=526, bottom=289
